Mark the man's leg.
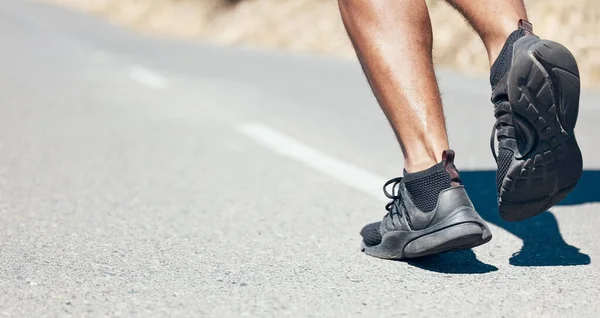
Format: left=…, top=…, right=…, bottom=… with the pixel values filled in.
left=338, top=0, right=447, bottom=173
left=448, top=0, right=583, bottom=221
left=338, top=0, right=491, bottom=260
left=445, top=0, right=528, bottom=67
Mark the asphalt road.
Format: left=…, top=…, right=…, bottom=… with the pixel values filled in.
left=1, top=0, right=600, bottom=317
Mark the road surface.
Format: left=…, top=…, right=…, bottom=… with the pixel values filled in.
left=1, top=0, right=599, bottom=317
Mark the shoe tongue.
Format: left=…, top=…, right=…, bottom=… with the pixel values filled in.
left=518, top=19, right=534, bottom=35
left=442, top=150, right=461, bottom=186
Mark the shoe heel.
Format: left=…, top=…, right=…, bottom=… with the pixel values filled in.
left=500, top=181, right=578, bottom=222
left=403, top=222, right=489, bottom=258
left=363, top=208, right=492, bottom=260
left=510, top=40, right=580, bottom=129
left=530, top=40, right=580, bottom=132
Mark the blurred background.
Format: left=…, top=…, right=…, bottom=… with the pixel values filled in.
left=2, top=1, right=600, bottom=316
left=50, top=0, right=600, bottom=88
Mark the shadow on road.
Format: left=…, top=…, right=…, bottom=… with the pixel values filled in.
left=407, top=249, right=499, bottom=274
left=409, top=170, right=596, bottom=274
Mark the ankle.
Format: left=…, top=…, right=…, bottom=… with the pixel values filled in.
left=404, top=143, right=448, bottom=173
left=405, top=157, right=439, bottom=174
left=404, top=149, right=446, bottom=173
left=487, top=32, right=515, bottom=67
left=485, top=18, right=528, bottom=66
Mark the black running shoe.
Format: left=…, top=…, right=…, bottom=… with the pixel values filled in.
left=360, top=150, right=492, bottom=260
left=490, top=20, right=583, bottom=222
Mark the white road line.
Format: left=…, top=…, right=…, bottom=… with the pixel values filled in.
left=236, top=122, right=528, bottom=247
left=129, top=65, right=166, bottom=89
left=236, top=122, right=387, bottom=201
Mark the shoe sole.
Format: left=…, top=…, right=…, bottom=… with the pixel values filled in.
left=499, top=37, right=583, bottom=222
left=361, top=208, right=492, bottom=260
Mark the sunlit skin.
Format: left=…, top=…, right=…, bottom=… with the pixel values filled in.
left=338, top=0, right=527, bottom=172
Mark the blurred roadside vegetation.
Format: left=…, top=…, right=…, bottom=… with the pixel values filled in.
left=52, top=0, right=600, bottom=88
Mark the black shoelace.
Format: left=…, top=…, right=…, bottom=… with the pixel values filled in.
left=384, top=177, right=403, bottom=217
left=490, top=100, right=515, bottom=162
